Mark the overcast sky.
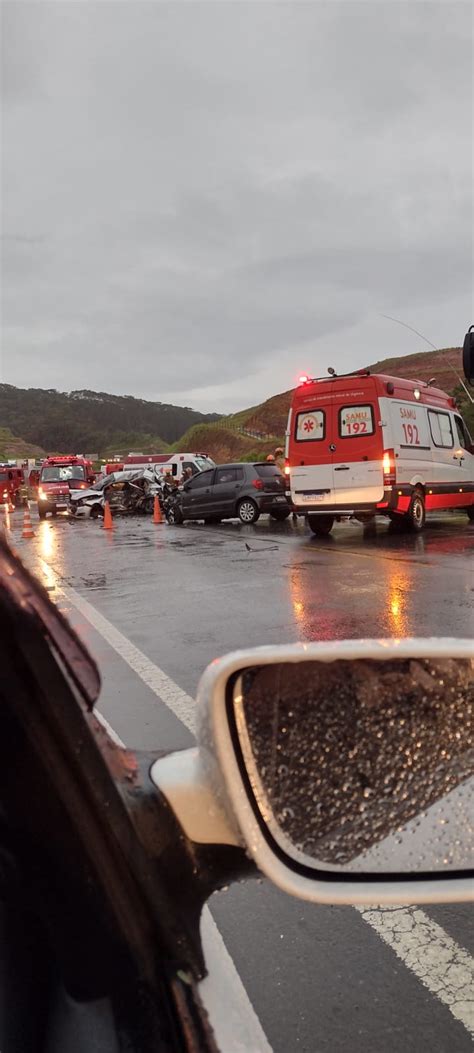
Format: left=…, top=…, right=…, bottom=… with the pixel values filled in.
left=2, top=2, right=472, bottom=413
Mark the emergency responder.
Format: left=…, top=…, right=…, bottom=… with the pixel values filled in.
left=274, top=447, right=285, bottom=471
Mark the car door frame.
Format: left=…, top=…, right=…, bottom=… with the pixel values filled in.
left=182, top=469, right=216, bottom=518
left=211, top=467, right=245, bottom=518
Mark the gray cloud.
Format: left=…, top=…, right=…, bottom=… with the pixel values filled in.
left=1, top=2, right=472, bottom=411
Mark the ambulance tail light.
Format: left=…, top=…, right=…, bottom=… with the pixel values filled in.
left=383, top=449, right=396, bottom=486
left=284, top=459, right=291, bottom=477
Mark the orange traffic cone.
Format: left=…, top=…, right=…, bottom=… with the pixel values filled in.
left=22, top=504, right=35, bottom=539
left=153, top=495, right=163, bottom=524
left=103, top=500, right=113, bottom=530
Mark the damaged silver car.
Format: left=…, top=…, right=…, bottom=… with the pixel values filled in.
left=69, top=470, right=161, bottom=519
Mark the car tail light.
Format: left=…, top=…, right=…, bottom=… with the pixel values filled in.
left=382, top=449, right=396, bottom=486
left=252, top=478, right=264, bottom=490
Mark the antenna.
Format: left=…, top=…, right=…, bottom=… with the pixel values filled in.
left=380, top=314, right=473, bottom=403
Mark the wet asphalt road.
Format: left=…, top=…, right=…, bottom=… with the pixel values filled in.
left=9, top=508, right=474, bottom=1053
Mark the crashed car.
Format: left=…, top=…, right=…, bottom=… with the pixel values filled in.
left=69, top=470, right=160, bottom=519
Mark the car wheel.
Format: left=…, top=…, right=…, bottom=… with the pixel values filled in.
left=406, top=488, right=425, bottom=532
left=166, top=504, right=183, bottom=525
left=89, top=505, right=101, bottom=519
left=466, top=504, right=474, bottom=521
left=38, top=507, right=47, bottom=520
left=270, top=510, right=291, bottom=521
left=237, top=499, right=260, bottom=524
left=308, top=514, right=334, bottom=536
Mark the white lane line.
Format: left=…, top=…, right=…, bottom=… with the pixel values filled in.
left=42, top=562, right=474, bottom=1044
left=199, top=909, right=272, bottom=1053
left=58, top=581, right=197, bottom=734
left=358, top=906, right=474, bottom=1036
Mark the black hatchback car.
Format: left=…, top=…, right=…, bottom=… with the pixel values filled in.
left=167, top=462, right=291, bottom=524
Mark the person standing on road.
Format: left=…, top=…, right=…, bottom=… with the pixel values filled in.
left=274, top=446, right=297, bottom=521
left=274, top=447, right=285, bottom=471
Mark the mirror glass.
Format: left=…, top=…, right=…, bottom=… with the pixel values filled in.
left=232, top=657, right=473, bottom=875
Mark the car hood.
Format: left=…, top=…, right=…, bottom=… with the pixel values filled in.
left=69, top=488, right=101, bottom=502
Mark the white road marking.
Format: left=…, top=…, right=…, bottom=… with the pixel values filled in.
left=57, top=579, right=196, bottom=734
left=199, top=908, right=273, bottom=1053
left=39, top=559, right=474, bottom=1044
left=358, top=906, right=474, bottom=1036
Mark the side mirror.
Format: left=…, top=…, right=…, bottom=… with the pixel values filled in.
left=463, top=325, right=474, bottom=384
left=153, top=639, right=473, bottom=906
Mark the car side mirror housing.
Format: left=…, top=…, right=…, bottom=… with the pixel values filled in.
left=152, top=639, right=473, bottom=906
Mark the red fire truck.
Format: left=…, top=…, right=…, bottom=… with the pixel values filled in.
left=0, top=465, right=25, bottom=508
left=37, top=456, right=95, bottom=519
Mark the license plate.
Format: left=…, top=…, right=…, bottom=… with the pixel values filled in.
left=301, top=492, right=326, bottom=503
left=274, top=496, right=286, bottom=503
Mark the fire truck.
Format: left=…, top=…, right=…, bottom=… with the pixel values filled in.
left=0, top=465, right=25, bottom=508
left=37, top=456, right=95, bottom=519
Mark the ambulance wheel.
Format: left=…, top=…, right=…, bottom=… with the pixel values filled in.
left=466, top=505, right=474, bottom=521
left=308, top=515, right=334, bottom=536
left=406, top=489, right=425, bottom=532
left=38, top=507, right=47, bottom=520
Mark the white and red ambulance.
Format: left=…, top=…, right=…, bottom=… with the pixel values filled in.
left=104, top=453, right=215, bottom=478
left=286, top=368, right=474, bottom=535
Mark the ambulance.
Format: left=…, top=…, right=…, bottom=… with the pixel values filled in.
left=104, top=453, right=215, bottom=478
left=286, top=340, right=474, bottom=536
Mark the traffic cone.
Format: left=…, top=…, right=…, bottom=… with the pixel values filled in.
left=153, top=495, right=163, bottom=524
left=103, top=500, right=113, bottom=530
left=22, top=504, right=35, bottom=539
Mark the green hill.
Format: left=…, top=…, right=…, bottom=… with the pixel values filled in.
left=0, top=384, right=221, bottom=457
left=0, top=427, right=46, bottom=461
left=171, top=423, right=280, bottom=463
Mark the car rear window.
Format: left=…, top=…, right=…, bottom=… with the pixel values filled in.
left=255, top=464, right=283, bottom=478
